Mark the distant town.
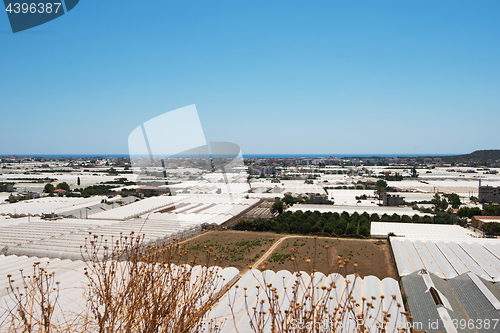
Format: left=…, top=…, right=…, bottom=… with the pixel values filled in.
left=1, top=150, right=499, bottom=226
left=2, top=149, right=500, bottom=332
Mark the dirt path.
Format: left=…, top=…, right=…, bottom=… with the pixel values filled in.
left=174, top=231, right=397, bottom=280
left=248, top=235, right=311, bottom=272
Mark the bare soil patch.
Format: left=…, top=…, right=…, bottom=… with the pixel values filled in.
left=174, top=230, right=279, bottom=271
left=171, top=231, right=396, bottom=279
left=264, top=237, right=397, bottom=279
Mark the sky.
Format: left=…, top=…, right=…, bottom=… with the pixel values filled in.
left=0, top=0, right=499, bottom=156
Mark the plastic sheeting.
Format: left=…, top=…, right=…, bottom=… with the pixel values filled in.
left=391, top=237, right=500, bottom=282
left=207, top=270, right=409, bottom=333
left=0, top=255, right=240, bottom=333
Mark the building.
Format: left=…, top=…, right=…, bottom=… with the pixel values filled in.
left=471, top=216, right=500, bottom=229
left=136, top=186, right=165, bottom=197
left=383, top=193, right=405, bottom=206
left=54, top=189, right=66, bottom=196
left=479, top=185, right=500, bottom=204
left=308, top=193, right=328, bottom=204
left=363, top=180, right=376, bottom=189
left=24, top=192, right=42, bottom=199
left=401, top=270, right=500, bottom=333
left=0, top=183, right=14, bottom=192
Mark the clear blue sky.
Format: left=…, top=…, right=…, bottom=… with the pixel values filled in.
left=1, top=1, right=499, bottom=155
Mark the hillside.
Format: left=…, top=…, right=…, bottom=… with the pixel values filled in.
left=437, top=150, right=500, bottom=165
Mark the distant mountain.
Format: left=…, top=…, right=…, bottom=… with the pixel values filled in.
left=436, top=150, right=500, bottom=165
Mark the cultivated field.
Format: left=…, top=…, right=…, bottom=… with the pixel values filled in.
left=176, top=230, right=397, bottom=279
left=175, top=230, right=279, bottom=271
left=263, top=236, right=397, bottom=279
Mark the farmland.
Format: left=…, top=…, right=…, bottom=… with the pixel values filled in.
left=174, top=230, right=279, bottom=271
left=175, top=230, right=397, bottom=279
left=262, top=236, right=397, bottom=279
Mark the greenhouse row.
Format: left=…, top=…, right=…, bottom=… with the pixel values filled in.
left=391, top=237, right=500, bottom=282
left=207, top=270, right=409, bottom=333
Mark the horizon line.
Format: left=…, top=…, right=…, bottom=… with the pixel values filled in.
left=0, top=153, right=468, bottom=157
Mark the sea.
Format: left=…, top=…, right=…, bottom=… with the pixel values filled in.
left=8, top=153, right=449, bottom=159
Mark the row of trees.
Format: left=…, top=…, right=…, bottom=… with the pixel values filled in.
left=380, top=173, right=404, bottom=181
left=233, top=209, right=465, bottom=237
left=44, top=182, right=124, bottom=198
left=458, top=204, right=500, bottom=218
left=234, top=210, right=372, bottom=236
left=282, top=194, right=309, bottom=206
left=410, top=193, right=463, bottom=213
left=74, top=185, right=117, bottom=197
left=433, top=193, right=462, bottom=210
left=481, top=222, right=500, bottom=236
left=43, top=182, right=71, bottom=194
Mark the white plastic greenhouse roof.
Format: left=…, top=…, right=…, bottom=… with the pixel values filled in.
left=281, top=183, right=325, bottom=195
left=91, top=196, right=187, bottom=220
left=0, top=255, right=240, bottom=332
left=391, top=237, right=500, bottom=282
left=371, top=222, right=478, bottom=240
left=145, top=212, right=233, bottom=225
left=0, top=217, right=202, bottom=260
left=173, top=195, right=259, bottom=205
left=0, top=195, right=260, bottom=260
left=0, top=254, right=88, bottom=329
left=0, top=196, right=108, bottom=215
left=288, top=204, right=430, bottom=216
left=90, top=195, right=259, bottom=221
left=207, top=270, right=409, bottom=333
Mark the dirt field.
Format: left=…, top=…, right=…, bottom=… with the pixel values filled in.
left=176, top=230, right=279, bottom=271
left=263, top=237, right=397, bottom=279
left=175, top=230, right=397, bottom=279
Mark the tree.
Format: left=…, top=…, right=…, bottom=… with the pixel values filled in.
left=412, top=214, right=422, bottom=223
left=390, top=213, right=401, bottom=222
left=337, top=218, right=348, bottom=234
left=345, top=222, right=357, bottom=235
left=422, top=215, right=433, bottom=223
left=432, top=194, right=448, bottom=212
left=44, top=183, right=55, bottom=194
left=374, top=180, right=387, bottom=204
left=457, top=207, right=469, bottom=218
left=323, top=221, right=335, bottom=235
left=481, top=222, right=500, bottom=236
left=311, top=222, right=322, bottom=233
left=458, top=206, right=482, bottom=218
left=359, top=224, right=370, bottom=236
left=56, top=182, right=71, bottom=192
left=216, top=188, right=222, bottom=194
left=401, top=215, right=412, bottom=223
left=444, top=193, right=461, bottom=209
left=484, top=204, right=500, bottom=216
left=271, top=201, right=284, bottom=215
left=282, top=194, right=296, bottom=206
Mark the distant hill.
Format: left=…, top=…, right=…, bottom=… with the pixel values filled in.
left=436, top=150, right=500, bottom=165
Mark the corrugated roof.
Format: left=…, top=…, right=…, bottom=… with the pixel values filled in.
left=447, top=274, right=500, bottom=333
left=391, top=238, right=500, bottom=282
left=429, top=273, right=475, bottom=333
left=0, top=255, right=241, bottom=333
left=401, top=269, right=500, bottom=333
left=208, top=270, right=409, bottom=333
left=372, top=222, right=477, bottom=240
left=401, top=271, right=452, bottom=333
